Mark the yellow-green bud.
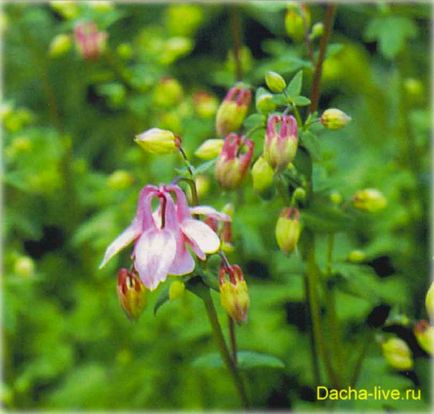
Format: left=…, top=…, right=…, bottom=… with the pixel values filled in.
left=195, top=175, right=210, bottom=199
left=255, top=88, right=276, bottom=114
left=404, top=78, right=423, bottom=98
left=165, top=4, right=203, bottom=37
left=117, top=269, right=147, bottom=320
left=219, top=264, right=249, bottom=324
left=320, top=108, right=351, bottom=130
left=169, top=280, right=186, bottom=301
left=14, top=256, right=35, bottom=278
left=265, top=71, right=287, bottom=93
left=88, top=1, right=113, bottom=12
left=414, top=321, right=434, bottom=355
left=107, top=170, right=134, bottom=190
left=293, top=187, right=306, bottom=203
left=353, top=188, right=387, bottom=213
left=426, top=282, right=434, bottom=320
left=193, top=92, right=218, bottom=118
left=252, top=156, right=274, bottom=193
left=348, top=250, right=366, bottom=263
left=194, top=139, right=224, bottom=160
left=330, top=190, right=343, bottom=205
left=50, top=1, right=79, bottom=20
left=49, top=34, right=72, bottom=58
left=275, top=208, right=301, bottom=254
left=382, top=337, right=413, bottom=370
left=134, top=128, right=180, bottom=155
left=311, top=22, right=324, bottom=39
left=153, top=77, right=183, bottom=108
left=117, top=43, right=133, bottom=60
left=285, top=3, right=310, bottom=42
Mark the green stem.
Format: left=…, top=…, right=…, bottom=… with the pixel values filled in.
left=178, top=146, right=195, bottom=178
left=349, top=331, right=373, bottom=387
left=229, top=6, right=243, bottom=81
left=202, top=291, right=250, bottom=408
left=228, top=316, right=238, bottom=363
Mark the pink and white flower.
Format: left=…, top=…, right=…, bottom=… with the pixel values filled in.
left=99, top=184, right=230, bottom=290
left=74, top=21, right=107, bottom=60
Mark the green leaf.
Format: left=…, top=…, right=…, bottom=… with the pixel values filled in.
left=243, top=113, right=266, bottom=130
left=285, top=70, right=303, bottom=98
left=300, top=131, right=321, bottom=161
left=292, top=96, right=311, bottom=107
left=185, top=276, right=210, bottom=300
left=193, top=159, right=216, bottom=176
left=153, top=287, right=169, bottom=315
left=192, top=351, right=285, bottom=370
left=271, top=94, right=287, bottom=106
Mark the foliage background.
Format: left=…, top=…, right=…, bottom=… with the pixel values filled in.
left=2, top=1, right=432, bottom=411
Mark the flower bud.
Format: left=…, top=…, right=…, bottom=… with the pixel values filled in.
left=348, top=250, right=366, bottom=263
left=320, top=108, right=351, bottom=130
left=135, top=128, right=180, bottom=155
left=285, top=3, right=310, bottom=42
left=311, top=22, right=324, bottom=39
left=74, top=22, right=107, bottom=60
left=215, top=85, right=251, bottom=136
left=169, top=280, right=186, bottom=301
left=193, top=92, right=218, bottom=118
left=293, top=187, right=306, bottom=203
left=352, top=188, right=387, bottom=213
left=107, top=170, right=134, bottom=190
left=50, top=1, right=79, bottom=20
left=88, top=1, right=113, bottom=12
left=381, top=337, right=413, bottom=370
left=263, top=114, right=298, bottom=171
left=330, top=190, right=343, bottom=205
left=414, top=320, right=434, bottom=355
left=219, top=264, right=249, bottom=324
left=14, top=256, right=35, bottom=278
left=194, top=139, right=224, bottom=160
left=117, top=268, right=147, bottom=320
left=252, top=156, right=274, bottom=193
left=49, top=34, right=72, bottom=58
left=215, top=134, right=254, bottom=190
left=117, top=43, right=133, bottom=60
left=265, top=71, right=286, bottom=93
left=255, top=88, right=276, bottom=114
left=426, top=282, right=434, bottom=320
left=275, top=207, right=301, bottom=254
left=153, top=77, right=183, bottom=108
left=404, top=78, right=423, bottom=98
left=195, top=175, right=210, bottom=199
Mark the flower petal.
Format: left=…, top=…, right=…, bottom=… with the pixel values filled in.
left=181, top=219, right=220, bottom=254
left=169, top=235, right=195, bottom=276
left=190, top=206, right=231, bottom=222
left=134, top=229, right=176, bottom=290
left=99, top=218, right=142, bottom=269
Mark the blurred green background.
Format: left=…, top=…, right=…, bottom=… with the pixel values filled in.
left=3, top=1, right=432, bottom=411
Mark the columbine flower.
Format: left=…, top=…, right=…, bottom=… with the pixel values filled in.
left=215, top=133, right=254, bottom=190
left=275, top=207, right=301, bottom=254
left=74, top=21, right=107, bottom=60
left=216, top=85, right=251, bottom=136
left=100, top=184, right=230, bottom=290
left=117, top=268, right=147, bottom=320
left=263, top=114, right=298, bottom=171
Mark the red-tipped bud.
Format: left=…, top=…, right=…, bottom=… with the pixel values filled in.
left=215, top=85, right=251, bottom=136
left=219, top=264, right=249, bottom=324
left=263, top=114, right=298, bottom=171
left=74, top=21, right=107, bottom=60
left=117, top=268, right=147, bottom=320
left=215, top=133, right=254, bottom=190
left=275, top=207, right=301, bottom=254
left=414, top=320, right=434, bottom=355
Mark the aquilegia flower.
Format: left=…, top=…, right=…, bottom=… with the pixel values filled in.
left=74, top=21, right=107, bottom=60
left=99, top=184, right=230, bottom=290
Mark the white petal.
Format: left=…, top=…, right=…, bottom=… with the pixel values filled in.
left=134, top=229, right=176, bottom=290
left=99, top=219, right=141, bottom=269
left=169, top=235, right=195, bottom=276
left=181, top=219, right=220, bottom=254
left=190, top=206, right=231, bottom=222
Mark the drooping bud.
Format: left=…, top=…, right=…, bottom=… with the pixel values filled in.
left=426, top=282, right=434, bottom=320
left=117, top=268, right=147, bottom=320
left=381, top=337, right=413, bottom=370
left=320, top=108, right=351, bottom=130
left=347, top=250, right=366, bottom=263
left=275, top=207, right=301, bottom=254
left=49, top=34, right=72, bottom=58
left=14, top=256, right=35, bottom=278
left=265, top=71, right=286, bottom=93
left=135, top=128, right=180, bottom=154
left=263, top=114, right=298, bottom=171
left=215, top=133, right=254, bottom=190
left=74, top=22, right=108, bottom=60
left=255, top=88, right=276, bottom=114
left=252, top=156, right=274, bottom=193
left=169, top=280, right=186, bottom=301
left=285, top=3, right=310, bottom=42
left=193, top=92, right=218, bottom=118
left=153, top=77, right=183, bottom=108
left=352, top=188, right=387, bottom=213
left=194, top=139, right=224, bottom=160
left=219, top=264, right=249, bottom=324
left=414, top=320, right=434, bottom=355
left=215, top=85, right=251, bottom=136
